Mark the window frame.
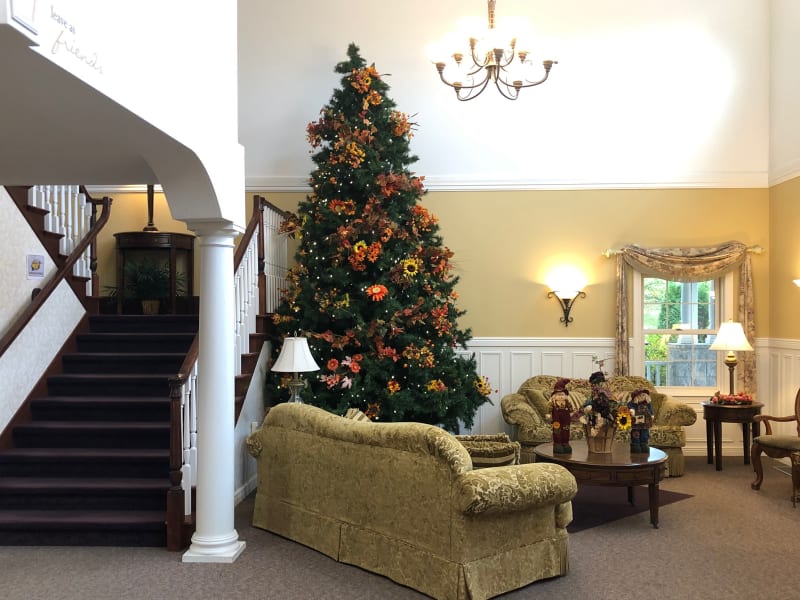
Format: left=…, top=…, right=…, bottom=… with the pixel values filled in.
left=631, top=270, right=734, bottom=397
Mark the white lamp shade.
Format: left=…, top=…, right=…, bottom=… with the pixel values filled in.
left=709, top=321, right=753, bottom=352
left=272, top=337, right=321, bottom=373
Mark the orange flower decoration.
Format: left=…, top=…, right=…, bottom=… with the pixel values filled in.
left=366, top=284, right=388, bottom=301
left=327, top=358, right=339, bottom=371
left=387, top=381, right=400, bottom=394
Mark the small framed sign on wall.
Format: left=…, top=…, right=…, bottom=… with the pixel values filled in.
left=27, top=254, right=44, bottom=279
left=10, top=0, right=39, bottom=34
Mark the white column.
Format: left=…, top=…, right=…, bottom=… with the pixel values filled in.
left=182, top=221, right=246, bottom=563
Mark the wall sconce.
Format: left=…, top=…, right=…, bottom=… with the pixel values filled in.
left=271, top=336, right=321, bottom=403
left=793, top=279, right=800, bottom=287
left=547, top=289, right=586, bottom=327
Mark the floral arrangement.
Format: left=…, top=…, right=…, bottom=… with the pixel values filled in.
left=709, top=391, right=753, bottom=405
left=572, top=386, right=633, bottom=436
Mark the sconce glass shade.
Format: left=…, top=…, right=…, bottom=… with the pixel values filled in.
left=547, top=290, right=585, bottom=327
left=272, top=337, right=321, bottom=403
left=709, top=321, right=753, bottom=394
left=793, top=279, right=800, bottom=287
left=552, top=289, right=581, bottom=300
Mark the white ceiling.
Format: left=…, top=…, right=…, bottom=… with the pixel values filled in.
left=239, top=0, right=785, bottom=191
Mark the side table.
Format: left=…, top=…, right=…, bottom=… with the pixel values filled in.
left=701, top=401, right=763, bottom=471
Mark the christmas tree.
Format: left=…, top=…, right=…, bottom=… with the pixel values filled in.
left=271, top=44, right=491, bottom=431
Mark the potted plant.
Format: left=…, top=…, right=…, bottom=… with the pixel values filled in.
left=122, top=258, right=186, bottom=314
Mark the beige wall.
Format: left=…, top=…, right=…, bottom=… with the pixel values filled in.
left=769, top=176, right=800, bottom=339
left=95, top=191, right=193, bottom=293
left=253, top=188, right=771, bottom=339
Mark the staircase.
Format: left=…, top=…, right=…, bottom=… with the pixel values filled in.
left=0, top=313, right=198, bottom=546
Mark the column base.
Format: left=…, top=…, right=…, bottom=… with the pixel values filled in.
left=182, top=532, right=246, bottom=563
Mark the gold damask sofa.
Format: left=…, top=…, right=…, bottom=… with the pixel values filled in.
left=500, top=375, right=697, bottom=476
left=247, top=403, right=578, bottom=600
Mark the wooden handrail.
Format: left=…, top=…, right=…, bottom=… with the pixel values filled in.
left=233, top=195, right=265, bottom=268
left=0, top=196, right=112, bottom=359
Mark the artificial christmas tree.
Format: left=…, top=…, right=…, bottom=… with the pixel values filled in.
left=270, top=44, right=491, bottom=431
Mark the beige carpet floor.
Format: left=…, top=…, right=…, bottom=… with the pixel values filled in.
left=2, top=455, right=798, bottom=600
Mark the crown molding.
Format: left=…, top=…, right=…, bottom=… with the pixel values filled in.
left=245, top=170, right=769, bottom=193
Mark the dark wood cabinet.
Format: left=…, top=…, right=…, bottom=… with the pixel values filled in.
left=114, top=231, right=195, bottom=314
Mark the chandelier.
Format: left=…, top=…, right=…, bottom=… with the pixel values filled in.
left=430, top=0, right=556, bottom=101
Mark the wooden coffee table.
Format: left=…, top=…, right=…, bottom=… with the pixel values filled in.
left=533, top=441, right=667, bottom=528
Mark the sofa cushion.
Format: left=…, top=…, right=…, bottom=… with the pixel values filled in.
left=344, top=408, right=371, bottom=422
left=543, top=390, right=586, bottom=413
left=456, top=434, right=520, bottom=468
left=522, top=388, right=550, bottom=416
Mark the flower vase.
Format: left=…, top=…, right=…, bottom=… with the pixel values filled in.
left=585, top=423, right=616, bottom=453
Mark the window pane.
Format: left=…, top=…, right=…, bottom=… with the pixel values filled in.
left=642, top=277, right=717, bottom=388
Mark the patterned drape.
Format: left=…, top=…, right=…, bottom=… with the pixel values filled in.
left=613, top=241, right=756, bottom=395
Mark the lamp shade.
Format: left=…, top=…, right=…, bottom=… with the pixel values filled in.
left=709, top=321, right=753, bottom=352
left=272, top=337, right=321, bottom=373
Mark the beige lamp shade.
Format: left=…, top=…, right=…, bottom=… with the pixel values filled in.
left=272, top=337, right=321, bottom=373
left=709, top=321, right=753, bottom=352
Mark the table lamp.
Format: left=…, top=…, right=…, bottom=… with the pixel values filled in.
left=709, top=320, right=753, bottom=394
left=271, top=336, right=320, bottom=403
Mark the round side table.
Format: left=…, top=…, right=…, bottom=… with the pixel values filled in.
left=701, top=401, right=763, bottom=471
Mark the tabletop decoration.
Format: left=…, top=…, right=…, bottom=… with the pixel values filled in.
left=573, top=371, right=632, bottom=453
left=709, top=391, right=754, bottom=405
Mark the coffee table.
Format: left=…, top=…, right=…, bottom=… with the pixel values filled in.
left=533, top=441, right=667, bottom=528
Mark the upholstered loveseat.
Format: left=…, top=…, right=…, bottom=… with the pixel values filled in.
left=246, top=403, right=578, bottom=600
left=500, top=375, right=697, bottom=476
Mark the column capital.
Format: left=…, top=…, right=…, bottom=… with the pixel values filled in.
left=185, top=218, right=244, bottom=240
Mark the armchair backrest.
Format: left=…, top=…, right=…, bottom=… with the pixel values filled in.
left=794, top=388, right=800, bottom=436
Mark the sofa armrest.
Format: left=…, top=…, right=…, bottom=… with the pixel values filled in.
left=454, top=463, right=577, bottom=516
left=655, top=399, right=698, bottom=427
left=246, top=431, right=263, bottom=457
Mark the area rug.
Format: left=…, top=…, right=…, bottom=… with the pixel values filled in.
left=568, top=486, right=693, bottom=532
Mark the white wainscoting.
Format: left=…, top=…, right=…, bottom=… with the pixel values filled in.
left=459, top=337, right=616, bottom=437
left=461, top=336, right=793, bottom=460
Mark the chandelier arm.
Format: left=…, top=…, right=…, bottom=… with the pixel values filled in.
left=497, top=47, right=517, bottom=69
left=493, top=78, right=521, bottom=101
left=456, top=74, right=493, bottom=101
left=436, top=64, right=493, bottom=92
left=515, top=60, right=558, bottom=88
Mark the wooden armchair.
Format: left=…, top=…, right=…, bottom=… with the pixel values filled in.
left=751, top=388, right=800, bottom=507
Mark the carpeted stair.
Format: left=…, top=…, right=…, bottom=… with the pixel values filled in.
left=0, top=314, right=198, bottom=547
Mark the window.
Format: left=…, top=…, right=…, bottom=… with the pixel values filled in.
left=633, top=272, right=733, bottom=392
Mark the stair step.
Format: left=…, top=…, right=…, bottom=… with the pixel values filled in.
left=46, top=374, right=171, bottom=397
left=13, top=421, right=170, bottom=449
left=0, top=447, right=169, bottom=477
left=31, top=396, right=170, bottom=421
left=89, top=314, right=199, bottom=333
left=62, top=353, right=185, bottom=374
left=77, top=332, right=195, bottom=353
left=0, top=477, right=169, bottom=510
left=0, top=509, right=166, bottom=546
